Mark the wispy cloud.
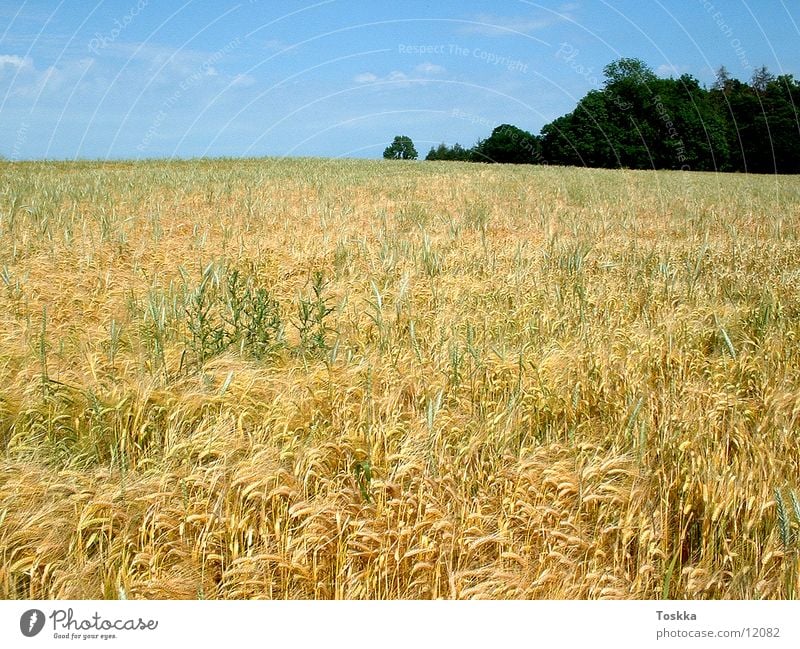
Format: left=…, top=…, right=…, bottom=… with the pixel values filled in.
left=79, top=40, right=252, bottom=94
left=0, top=54, right=33, bottom=70
left=656, top=63, right=689, bottom=77
left=263, top=39, right=290, bottom=52
left=230, top=73, right=256, bottom=87
left=91, top=42, right=210, bottom=70
left=415, top=62, right=446, bottom=75
left=354, top=63, right=446, bottom=86
left=353, top=70, right=415, bottom=85
left=460, top=12, right=572, bottom=37
left=7, top=57, right=94, bottom=99
left=353, top=72, right=378, bottom=84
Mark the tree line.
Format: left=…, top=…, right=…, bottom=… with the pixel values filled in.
left=387, top=58, right=799, bottom=174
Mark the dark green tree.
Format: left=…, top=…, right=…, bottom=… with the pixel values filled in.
left=425, top=144, right=442, bottom=161
left=542, top=58, right=730, bottom=171
left=710, top=66, right=800, bottom=173
left=541, top=90, right=629, bottom=168
left=748, top=73, right=800, bottom=173
left=542, top=60, right=659, bottom=169
left=426, top=142, right=472, bottom=161
left=712, top=65, right=733, bottom=94
left=710, top=76, right=755, bottom=171
left=429, top=57, right=798, bottom=174
left=472, top=124, right=542, bottom=164
left=648, top=74, right=729, bottom=170
left=383, top=135, right=418, bottom=160
left=601, top=58, right=660, bottom=168
left=603, top=57, right=658, bottom=87
left=448, top=143, right=472, bottom=161
left=751, top=65, right=775, bottom=95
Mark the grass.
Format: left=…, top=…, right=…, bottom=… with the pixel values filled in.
left=0, top=157, right=799, bottom=599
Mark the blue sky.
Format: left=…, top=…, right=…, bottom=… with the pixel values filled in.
left=1, top=0, right=798, bottom=160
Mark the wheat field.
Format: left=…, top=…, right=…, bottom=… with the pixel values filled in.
left=0, top=158, right=799, bottom=599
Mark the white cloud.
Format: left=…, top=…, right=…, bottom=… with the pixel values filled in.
left=415, top=62, right=446, bottom=75
left=461, top=14, right=559, bottom=36
left=230, top=73, right=255, bottom=87
left=0, top=54, right=33, bottom=70
left=354, top=69, right=443, bottom=86
left=354, top=72, right=378, bottom=84
left=657, top=63, right=688, bottom=77
left=8, top=58, right=93, bottom=99
left=264, top=39, right=284, bottom=50
left=355, top=69, right=435, bottom=88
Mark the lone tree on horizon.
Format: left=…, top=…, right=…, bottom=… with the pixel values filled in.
left=383, top=135, right=418, bottom=160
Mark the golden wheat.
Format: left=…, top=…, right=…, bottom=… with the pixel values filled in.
left=0, top=158, right=799, bottom=599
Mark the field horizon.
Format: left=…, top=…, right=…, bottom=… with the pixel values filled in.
left=1, top=158, right=799, bottom=599
left=7, top=155, right=800, bottom=173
